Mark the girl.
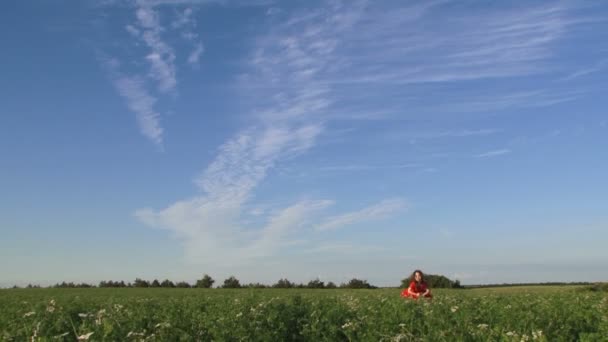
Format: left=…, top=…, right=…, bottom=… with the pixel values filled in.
left=401, top=269, right=432, bottom=299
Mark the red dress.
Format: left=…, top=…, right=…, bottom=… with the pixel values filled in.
left=401, top=281, right=432, bottom=299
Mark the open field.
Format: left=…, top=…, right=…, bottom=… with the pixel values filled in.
left=1, top=286, right=606, bottom=341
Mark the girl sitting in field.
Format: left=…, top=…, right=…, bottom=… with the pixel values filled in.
left=401, top=269, right=432, bottom=299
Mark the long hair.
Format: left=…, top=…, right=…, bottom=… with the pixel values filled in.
left=410, top=269, right=425, bottom=283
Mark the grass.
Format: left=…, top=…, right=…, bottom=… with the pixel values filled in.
left=1, top=286, right=607, bottom=341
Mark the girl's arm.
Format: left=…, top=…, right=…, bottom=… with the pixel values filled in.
left=407, top=282, right=421, bottom=297
left=419, top=283, right=430, bottom=296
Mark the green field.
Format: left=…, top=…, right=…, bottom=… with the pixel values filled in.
left=1, top=286, right=607, bottom=341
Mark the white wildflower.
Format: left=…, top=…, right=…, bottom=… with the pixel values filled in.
left=23, top=311, right=35, bottom=317
left=236, top=312, right=243, bottom=318
left=477, top=324, right=489, bottom=329
left=77, top=332, right=94, bottom=341
left=78, top=313, right=89, bottom=318
left=31, top=322, right=41, bottom=340
left=342, top=322, right=353, bottom=329
left=155, top=322, right=171, bottom=329
left=451, top=306, right=459, bottom=313
left=392, top=333, right=408, bottom=341
left=46, top=300, right=56, bottom=313
left=532, top=330, right=543, bottom=340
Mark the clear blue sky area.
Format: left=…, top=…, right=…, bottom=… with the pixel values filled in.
left=1, top=0, right=607, bottom=287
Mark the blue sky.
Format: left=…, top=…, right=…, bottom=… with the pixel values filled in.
left=1, top=0, right=607, bottom=287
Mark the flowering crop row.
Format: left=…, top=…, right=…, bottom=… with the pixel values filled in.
left=1, top=286, right=606, bottom=341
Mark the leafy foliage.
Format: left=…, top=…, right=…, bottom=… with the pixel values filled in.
left=195, top=274, right=215, bottom=288
left=222, top=276, right=241, bottom=288
left=273, top=279, right=295, bottom=288
left=1, top=286, right=605, bottom=340
left=401, top=274, right=462, bottom=289
left=341, top=278, right=375, bottom=289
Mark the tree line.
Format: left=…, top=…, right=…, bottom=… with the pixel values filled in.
left=11, top=273, right=464, bottom=289
left=32, top=275, right=378, bottom=289
left=400, top=274, right=463, bottom=289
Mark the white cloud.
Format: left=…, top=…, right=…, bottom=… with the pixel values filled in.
left=475, top=149, right=511, bottom=158
left=240, top=1, right=595, bottom=121
left=125, top=24, right=140, bottom=37
left=133, top=0, right=589, bottom=266
left=99, top=0, right=210, bottom=144
left=135, top=198, right=333, bottom=266
left=135, top=5, right=159, bottom=28
left=134, top=5, right=177, bottom=93
left=134, top=3, right=379, bottom=264
left=316, top=198, right=407, bottom=232
left=114, top=75, right=164, bottom=145
left=171, top=7, right=194, bottom=29
left=560, top=58, right=608, bottom=81
left=187, top=43, right=204, bottom=65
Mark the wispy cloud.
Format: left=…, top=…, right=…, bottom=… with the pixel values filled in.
left=171, top=7, right=205, bottom=67
left=98, top=0, right=206, bottom=145
left=135, top=2, right=413, bottom=264
left=135, top=198, right=332, bottom=265
left=316, top=198, right=407, bottom=232
left=475, top=149, right=511, bottom=158
left=114, top=75, right=164, bottom=145
left=134, top=4, right=177, bottom=93
left=100, top=57, right=164, bottom=146
left=133, top=0, right=599, bottom=265
left=318, top=164, right=422, bottom=172
left=560, top=58, right=608, bottom=81
left=232, top=1, right=599, bottom=124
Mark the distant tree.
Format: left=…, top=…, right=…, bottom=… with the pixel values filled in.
left=175, top=281, right=191, bottom=288
left=400, top=273, right=462, bottom=289
left=151, top=279, right=161, bottom=288
left=307, top=279, right=325, bottom=289
left=245, top=283, right=267, bottom=288
left=161, top=279, right=175, bottom=288
left=101, top=280, right=120, bottom=288
left=342, top=278, right=375, bottom=289
left=133, top=278, right=150, bottom=288
left=196, top=274, right=215, bottom=288
left=55, top=282, right=77, bottom=288
left=273, top=278, right=294, bottom=288
left=326, top=281, right=337, bottom=289
left=222, top=276, right=241, bottom=288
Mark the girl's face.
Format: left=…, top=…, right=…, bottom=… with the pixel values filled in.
left=414, top=272, right=422, bottom=282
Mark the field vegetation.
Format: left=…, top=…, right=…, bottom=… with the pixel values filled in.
left=1, top=285, right=606, bottom=341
